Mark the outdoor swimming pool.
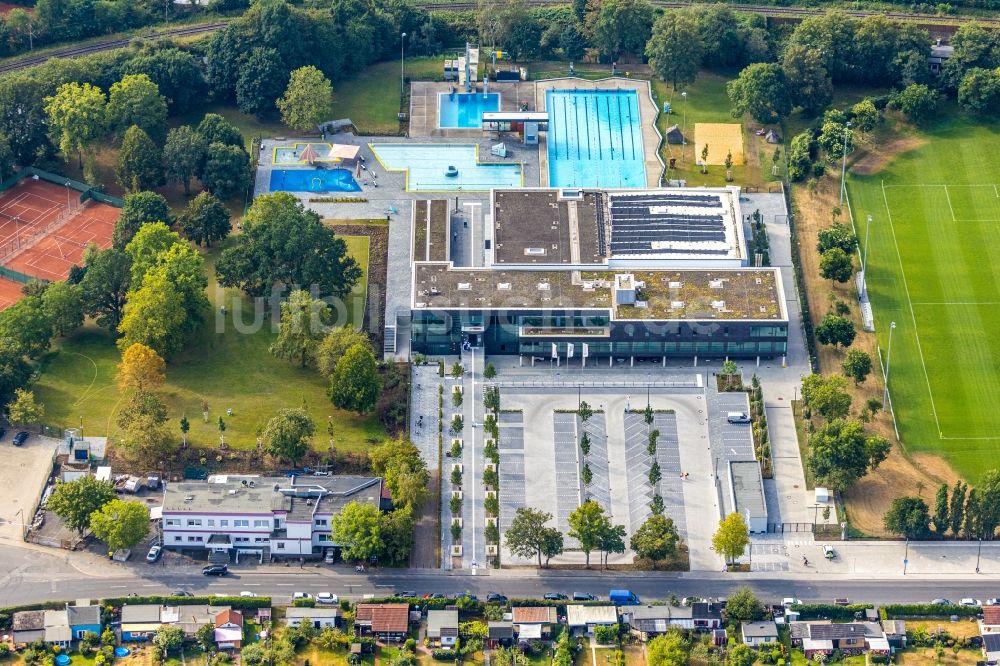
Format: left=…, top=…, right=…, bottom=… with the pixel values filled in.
left=370, top=143, right=521, bottom=191
left=546, top=89, right=647, bottom=188
left=269, top=168, right=361, bottom=192
left=438, top=92, right=500, bottom=129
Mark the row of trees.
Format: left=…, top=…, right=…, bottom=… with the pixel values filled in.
left=885, top=471, right=1000, bottom=539
left=504, top=501, right=682, bottom=568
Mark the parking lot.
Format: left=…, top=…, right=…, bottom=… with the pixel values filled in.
left=0, top=432, right=57, bottom=542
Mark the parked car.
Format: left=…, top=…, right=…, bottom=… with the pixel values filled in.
left=930, top=598, right=953, bottom=605
left=292, top=592, right=313, bottom=601
left=573, top=593, right=598, bottom=601
left=172, top=590, right=193, bottom=597
left=726, top=412, right=751, bottom=424
left=544, top=593, right=568, bottom=600
left=823, top=545, right=836, bottom=559
left=960, top=598, right=982, bottom=607
left=487, top=592, right=508, bottom=603
left=145, top=545, right=162, bottom=563
left=317, top=592, right=339, bottom=604
left=240, top=591, right=258, bottom=598
left=782, top=598, right=801, bottom=608
left=202, top=565, right=228, bottom=576
left=323, top=549, right=335, bottom=564
left=12, top=431, right=29, bottom=446
left=395, top=590, right=416, bottom=598
left=988, top=598, right=1000, bottom=606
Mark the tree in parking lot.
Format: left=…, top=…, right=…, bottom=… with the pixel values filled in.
left=630, top=514, right=680, bottom=564
left=505, top=507, right=562, bottom=567
left=7, top=388, right=43, bottom=427
left=47, top=475, right=116, bottom=535
left=711, top=512, right=750, bottom=565
left=568, top=500, right=611, bottom=568
left=883, top=496, right=931, bottom=539
left=330, top=501, right=382, bottom=562
left=89, top=499, right=150, bottom=553
left=263, top=408, right=315, bottom=466
left=725, top=587, right=764, bottom=621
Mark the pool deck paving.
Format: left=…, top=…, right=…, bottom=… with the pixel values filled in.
left=410, top=81, right=538, bottom=138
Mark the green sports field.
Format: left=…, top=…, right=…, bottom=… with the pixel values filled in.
left=847, top=114, right=1000, bottom=483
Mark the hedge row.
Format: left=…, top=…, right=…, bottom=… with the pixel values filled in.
left=790, top=604, right=873, bottom=620
left=106, top=596, right=272, bottom=609
left=882, top=604, right=980, bottom=618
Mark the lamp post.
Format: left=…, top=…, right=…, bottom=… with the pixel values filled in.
left=400, top=32, right=407, bottom=96
left=884, top=321, right=896, bottom=405
left=840, top=121, right=852, bottom=204
left=976, top=534, right=983, bottom=573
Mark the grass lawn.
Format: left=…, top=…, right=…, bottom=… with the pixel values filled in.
left=340, top=235, right=370, bottom=330
left=897, top=647, right=982, bottom=666
left=334, top=56, right=445, bottom=135
left=296, top=643, right=353, bottom=666
left=32, top=236, right=384, bottom=453
left=172, top=103, right=295, bottom=151
left=846, top=106, right=1000, bottom=483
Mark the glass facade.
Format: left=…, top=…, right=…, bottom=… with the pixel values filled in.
left=411, top=309, right=787, bottom=358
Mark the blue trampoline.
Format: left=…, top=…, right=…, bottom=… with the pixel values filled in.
left=55, top=655, right=71, bottom=665
left=115, top=648, right=131, bottom=658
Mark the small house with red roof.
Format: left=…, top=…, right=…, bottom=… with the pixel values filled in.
left=214, top=609, right=244, bottom=650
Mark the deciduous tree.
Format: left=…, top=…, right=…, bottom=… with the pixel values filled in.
left=820, top=248, right=853, bottom=285
left=590, top=0, right=653, bottom=62
left=316, top=327, right=371, bottom=377
left=567, top=500, right=611, bottom=568
left=90, top=499, right=150, bottom=552
left=782, top=44, right=831, bottom=116
left=817, top=223, right=858, bottom=254
left=329, top=342, right=380, bottom=414
left=884, top=496, right=931, bottom=539
left=933, top=483, right=950, bottom=536
left=727, top=63, right=791, bottom=123
left=271, top=289, right=329, bottom=368
left=237, top=47, right=289, bottom=119
left=330, top=500, right=382, bottom=561
left=725, top=587, right=764, bottom=621
left=80, top=249, right=132, bottom=331
left=889, top=84, right=938, bottom=125
left=7, top=387, right=44, bottom=426
left=217, top=192, right=360, bottom=299
left=815, top=313, right=856, bottom=348
left=117, top=125, right=164, bottom=193
left=47, top=476, right=116, bottom=536
left=113, top=191, right=172, bottom=250
left=647, top=629, right=688, bottom=666
left=841, top=349, right=872, bottom=385
left=196, top=113, right=244, bottom=149
left=42, top=281, right=84, bottom=337
left=505, top=507, right=561, bottom=567
left=151, top=626, right=184, bottom=656
left=646, top=11, right=703, bottom=91
left=801, top=374, right=852, bottom=420
left=712, top=512, right=750, bottom=565
left=262, top=408, right=314, bottom=466
left=106, top=74, right=168, bottom=141
left=369, top=438, right=430, bottom=512
left=179, top=191, right=231, bottom=248
left=117, top=270, right=188, bottom=358
left=808, top=419, right=889, bottom=491
left=0, top=295, right=53, bottom=359
left=201, top=142, right=250, bottom=200
left=728, top=644, right=756, bottom=666
left=277, top=66, right=334, bottom=131
left=629, top=514, right=680, bottom=563
left=164, top=126, right=208, bottom=197
left=44, top=81, right=106, bottom=168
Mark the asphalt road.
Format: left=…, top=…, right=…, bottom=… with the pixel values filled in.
left=1, top=544, right=995, bottom=606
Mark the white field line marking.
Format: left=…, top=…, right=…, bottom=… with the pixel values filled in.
left=913, top=301, right=1000, bottom=305
left=881, top=179, right=944, bottom=439
left=943, top=184, right=957, bottom=221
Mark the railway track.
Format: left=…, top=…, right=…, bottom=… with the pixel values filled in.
left=0, top=1, right=995, bottom=77
left=0, top=22, right=230, bottom=75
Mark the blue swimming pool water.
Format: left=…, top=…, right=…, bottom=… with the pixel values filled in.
left=370, top=143, right=521, bottom=192
left=439, top=93, right=500, bottom=129
left=269, top=168, right=361, bottom=193
left=546, top=89, right=647, bottom=188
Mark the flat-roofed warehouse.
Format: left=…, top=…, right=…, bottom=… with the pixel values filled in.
left=486, top=186, right=748, bottom=269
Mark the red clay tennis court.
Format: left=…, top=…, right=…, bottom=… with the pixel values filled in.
left=0, top=177, right=119, bottom=301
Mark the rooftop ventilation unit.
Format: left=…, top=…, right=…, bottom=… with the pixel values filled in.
left=498, top=282, right=511, bottom=290
left=537, top=282, right=550, bottom=290
left=524, top=247, right=546, bottom=256
left=712, top=300, right=726, bottom=310
left=709, top=279, right=725, bottom=289
left=458, top=283, right=472, bottom=290
left=668, top=281, right=682, bottom=289
left=671, top=301, right=684, bottom=309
